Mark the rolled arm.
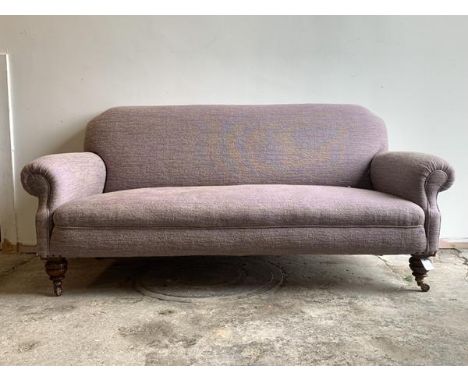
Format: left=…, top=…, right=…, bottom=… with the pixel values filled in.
left=21, top=152, right=106, bottom=257
left=370, top=151, right=455, bottom=255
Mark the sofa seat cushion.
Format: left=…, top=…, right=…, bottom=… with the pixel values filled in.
left=53, top=184, right=424, bottom=229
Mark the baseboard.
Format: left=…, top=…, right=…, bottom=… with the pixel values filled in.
left=1, top=239, right=18, bottom=254
left=17, top=244, right=37, bottom=254
left=440, top=238, right=468, bottom=250
left=1, top=241, right=37, bottom=255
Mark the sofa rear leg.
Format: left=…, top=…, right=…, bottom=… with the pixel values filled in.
left=409, top=255, right=431, bottom=292
left=45, top=258, right=68, bottom=296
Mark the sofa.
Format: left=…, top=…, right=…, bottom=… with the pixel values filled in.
left=21, top=104, right=455, bottom=296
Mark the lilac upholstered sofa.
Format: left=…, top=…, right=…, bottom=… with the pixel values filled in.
left=21, top=105, right=454, bottom=296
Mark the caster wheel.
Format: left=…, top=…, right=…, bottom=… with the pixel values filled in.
left=53, top=282, right=63, bottom=296
left=419, top=283, right=430, bottom=292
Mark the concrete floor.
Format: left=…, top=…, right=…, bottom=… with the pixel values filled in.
left=0, top=249, right=467, bottom=365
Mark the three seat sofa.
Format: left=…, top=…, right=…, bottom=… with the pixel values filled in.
left=21, top=104, right=454, bottom=296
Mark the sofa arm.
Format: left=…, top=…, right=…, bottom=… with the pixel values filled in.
left=21, top=152, right=106, bottom=257
left=370, top=151, right=454, bottom=255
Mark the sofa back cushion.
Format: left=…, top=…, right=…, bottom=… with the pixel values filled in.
left=84, top=104, right=388, bottom=192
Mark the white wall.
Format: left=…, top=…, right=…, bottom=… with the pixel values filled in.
left=0, top=16, right=467, bottom=245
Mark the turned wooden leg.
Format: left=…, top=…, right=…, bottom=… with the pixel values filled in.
left=45, top=258, right=68, bottom=296
left=409, top=255, right=431, bottom=292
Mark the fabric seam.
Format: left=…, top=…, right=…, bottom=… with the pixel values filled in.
left=53, top=224, right=425, bottom=231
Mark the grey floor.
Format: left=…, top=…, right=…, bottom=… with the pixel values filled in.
left=0, top=249, right=467, bottom=365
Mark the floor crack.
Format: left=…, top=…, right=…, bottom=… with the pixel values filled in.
left=453, top=249, right=468, bottom=282
left=376, top=256, right=407, bottom=281
left=0, top=255, right=36, bottom=280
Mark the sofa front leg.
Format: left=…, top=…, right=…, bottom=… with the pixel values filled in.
left=409, top=255, right=432, bottom=292
left=45, top=258, right=68, bottom=296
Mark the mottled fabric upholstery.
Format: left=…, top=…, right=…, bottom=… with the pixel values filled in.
left=51, top=184, right=426, bottom=257
left=54, top=185, right=424, bottom=229
left=20, top=104, right=454, bottom=259
left=85, top=105, right=388, bottom=191
left=50, top=226, right=426, bottom=258
left=21, top=153, right=106, bottom=257
left=371, top=152, right=455, bottom=254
